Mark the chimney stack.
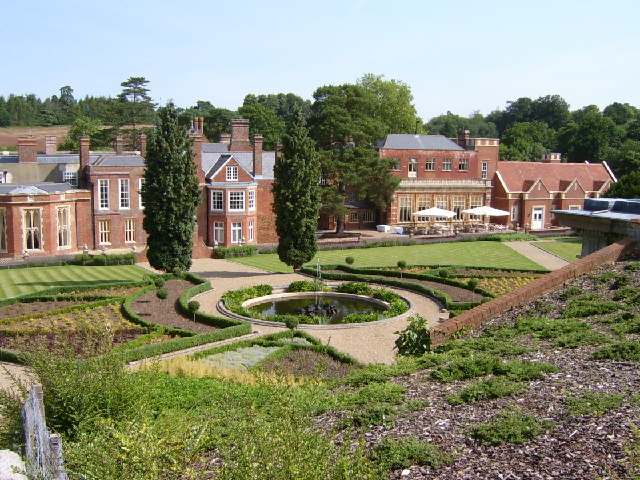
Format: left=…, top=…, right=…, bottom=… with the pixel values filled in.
left=189, top=132, right=205, bottom=183
left=198, top=117, right=205, bottom=135
left=229, top=119, right=252, bottom=151
left=275, top=142, right=283, bottom=160
left=457, top=130, right=471, bottom=149
left=541, top=152, right=561, bottom=163
left=45, top=136, right=57, bottom=154
left=115, top=136, right=124, bottom=155
left=253, top=134, right=263, bottom=177
left=17, top=137, right=38, bottom=163
left=138, top=134, right=147, bottom=157
left=79, top=136, right=90, bottom=188
left=219, top=133, right=231, bottom=144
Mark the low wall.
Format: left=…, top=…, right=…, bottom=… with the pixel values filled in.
left=430, top=238, right=637, bottom=347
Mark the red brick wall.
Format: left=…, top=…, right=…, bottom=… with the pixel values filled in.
left=429, top=238, right=637, bottom=347
left=380, top=148, right=478, bottom=180
left=257, top=180, right=277, bottom=244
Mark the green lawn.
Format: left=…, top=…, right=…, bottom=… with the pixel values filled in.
left=228, top=241, right=547, bottom=273
left=0, top=265, right=150, bottom=300
left=534, top=239, right=582, bottom=262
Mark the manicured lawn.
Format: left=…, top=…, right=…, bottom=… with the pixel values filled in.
left=534, top=239, right=582, bottom=262
left=228, top=241, right=548, bottom=273
left=0, top=265, right=150, bottom=300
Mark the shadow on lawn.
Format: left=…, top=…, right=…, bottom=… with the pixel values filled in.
left=15, top=280, right=135, bottom=288
left=195, top=270, right=279, bottom=279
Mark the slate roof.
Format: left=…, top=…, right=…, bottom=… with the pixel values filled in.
left=202, top=143, right=230, bottom=153
left=201, top=150, right=276, bottom=180
left=91, top=155, right=145, bottom=167
left=381, top=134, right=464, bottom=151
left=0, top=182, right=81, bottom=195
left=553, top=198, right=640, bottom=221
left=496, top=161, right=615, bottom=193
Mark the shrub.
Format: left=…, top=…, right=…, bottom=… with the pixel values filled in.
left=371, top=437, right=451, bottom=471
left=435, top=338, right=528, bottom=357
left=448, top=377, right=527, bottom=405
left=187, top=300, right=200, bottom=313
left=342, top=403, right=396, bottom=428
left=468, top=407, right=550, bottom=446
left=345, top=256, right=355, bottom=265
left=438, top=268, right=450, bottom=278
left=432, top=356, right=557, bottom=383
left=483, top=233, right=537, bottom=242
left=283, top=316, right=299, bottom=330
left=287, top=281, right=318, bottom=292
left=564, top=392, right=624, bottom=416
left=552, top=331, right=611, bottom=348
left=561, top=299, right=621, bottom=318
left=611, top=274, right=630, bottom=290
left=624, top=261, right=640, bottom=272
left=591, top=342, right=640, bottom=361
left=336, top=282, right=372, bottom=296
left=396, top=260, right=407, bottom=269
left=467, top=278, right=479, bottom=291
left=214, top=245, right=259, bottom=259
left=153, top=277, right=165, bottom=288
left=394, top=315, right=431, bottom=356
left=559, top=286, right=582, bottom=300
left=156, top=288, right=169, bottom=300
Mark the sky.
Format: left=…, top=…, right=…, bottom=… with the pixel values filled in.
left=2, top=0, right=639, bottom=121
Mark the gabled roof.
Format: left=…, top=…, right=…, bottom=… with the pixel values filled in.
left=496, top=161, right=615, bottom=193
left=201, top=151, right=276, bottom=180
left=381, top=134, right=464, bottom=151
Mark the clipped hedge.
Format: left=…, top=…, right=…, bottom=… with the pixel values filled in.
left=123, top=323, right=252, bottom=363
left=214, top=245, right=259, bottom=258
left=0, top=297, right=125, bottom=327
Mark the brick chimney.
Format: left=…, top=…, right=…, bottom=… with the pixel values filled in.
left=229, top=119, right=252, bottom=151
left=219, top=133, right=231, bottom=144
left=17, top=137, right=38, bottom=163
left=115, top=136, right=124, bottom=155
left=45, top=136, right=57, bottom=154
left=189, top=133, right=205, bottom=183
left=198, top=117, right=205, bottom=135
left=457, top=130, right=471, bottom=149
left=541, top=152, right=561, bottom=163
left=79, top=136, right=90, bottom=188
left=253, top=134, right=263, bottom=176
left=138, top=134, right=147, bottom=157
left=275, top=142, right=283, bottom=160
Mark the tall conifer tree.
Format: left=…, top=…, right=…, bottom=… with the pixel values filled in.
left=142, top=104, right=200, bottom=272
left=272, top=111, right=321, bottom=270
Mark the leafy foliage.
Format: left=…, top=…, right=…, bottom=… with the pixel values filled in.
left=394, top=315, right=431, bottom=356
left=371, top=436, right=451, bottom=471
left=142, top=104, right=200, bottom=272
left=448, top=377, right=527, bottom=405
left=468, top=407, right=551, bottom=446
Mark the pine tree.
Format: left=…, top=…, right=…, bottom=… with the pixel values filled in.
left=142, top=104, right=201, bottom=272
left=272, top=112, right=321, bottom=270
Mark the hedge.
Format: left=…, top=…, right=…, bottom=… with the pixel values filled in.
left=123, top=323, right=252, bottom=362
left=214, top=245, right=259, bottom=258
left=0, top=297, right=125, bottom=327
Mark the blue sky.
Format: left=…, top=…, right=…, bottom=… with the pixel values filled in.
left=2, top=0, right=639, bottom=121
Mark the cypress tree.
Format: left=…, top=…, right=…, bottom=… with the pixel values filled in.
left=272, top=112, right=321, bottom=270
left=142, top=104, right=200, bottom=272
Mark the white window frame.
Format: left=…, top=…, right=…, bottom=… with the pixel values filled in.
left=481, top=162, right=488, bottom=180
left=248, top=190, right=255, bottom=210
left=226, top=165, right=238, bottom=181
left=119, top=178, right=130, bottom=210
left=211, top=191, right=224, bottom=211
left=63, top=170, right=78, bottom=187
left=398, top=196, right=412, bottom=223
left=442, top=158, right=452, bottom=171
left=458, top=158, right=469, bottom=172
left=349, top=212, right=358, bottom=222
left=213, top=221, right=224, bottom=244
left=23, top=208, right=42, bottom=250
left=425, top=158, right=435, bottom=171
left=228, top=191, right=245, bottom=211
left=56, top=206, right=71, bottom=249
left=98, top=219, right=111, bottom=245
left=98, top=179, right=109, bottom=210
left=408, top=158, right=418, bottom=178
left=511, top=205, right=519, bottom=222
left=248, top=220, right=254, bottom=242
left=139, top=178, right=145, bottom=209
left=362, top=210, right=375, bottom=222
left=231, top=222, right=243, bottom=243
left=125, top=218, right=135, bottom=243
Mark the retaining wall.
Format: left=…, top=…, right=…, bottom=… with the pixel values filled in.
left=430, top=238, right=637, bottom=347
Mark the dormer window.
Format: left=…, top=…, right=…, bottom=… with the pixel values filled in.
left=226, top=166, right=238, bottom=181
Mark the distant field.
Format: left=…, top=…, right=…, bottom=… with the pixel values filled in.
left=0, top=265, right=149, bottom=300
left=0, top=125, right=71, bottom=150
left=228, top=241, right=548, bottom=273
left=534, top=239, right=582, bottom=262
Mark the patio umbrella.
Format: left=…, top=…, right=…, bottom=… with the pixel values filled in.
left=412, top=207, right=456, bottom=218
left=461, top=206, right=510, bottom=217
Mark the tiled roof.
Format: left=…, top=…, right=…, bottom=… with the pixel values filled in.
left=202, top=151, right=276, bottom=181
left=382, top=134, right=464, bottom=151
left=202, top=142, right=230, bottom=153
left=496, top=161, right=615, bottom=193
left=91, top=155, right=144, bottom=167
left=0, top=182, right=81, bottom=195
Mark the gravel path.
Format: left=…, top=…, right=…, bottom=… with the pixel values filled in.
left=184, top=258, right=443, bottom=365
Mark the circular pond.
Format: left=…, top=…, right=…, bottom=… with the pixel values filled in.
left=241, top=292, right=390, bottom=325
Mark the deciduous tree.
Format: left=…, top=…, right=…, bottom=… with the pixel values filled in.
left=142, top=104, right=200, bottom=272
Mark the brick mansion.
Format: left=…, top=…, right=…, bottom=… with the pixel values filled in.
left=0, top=119, right=616, bottom=259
